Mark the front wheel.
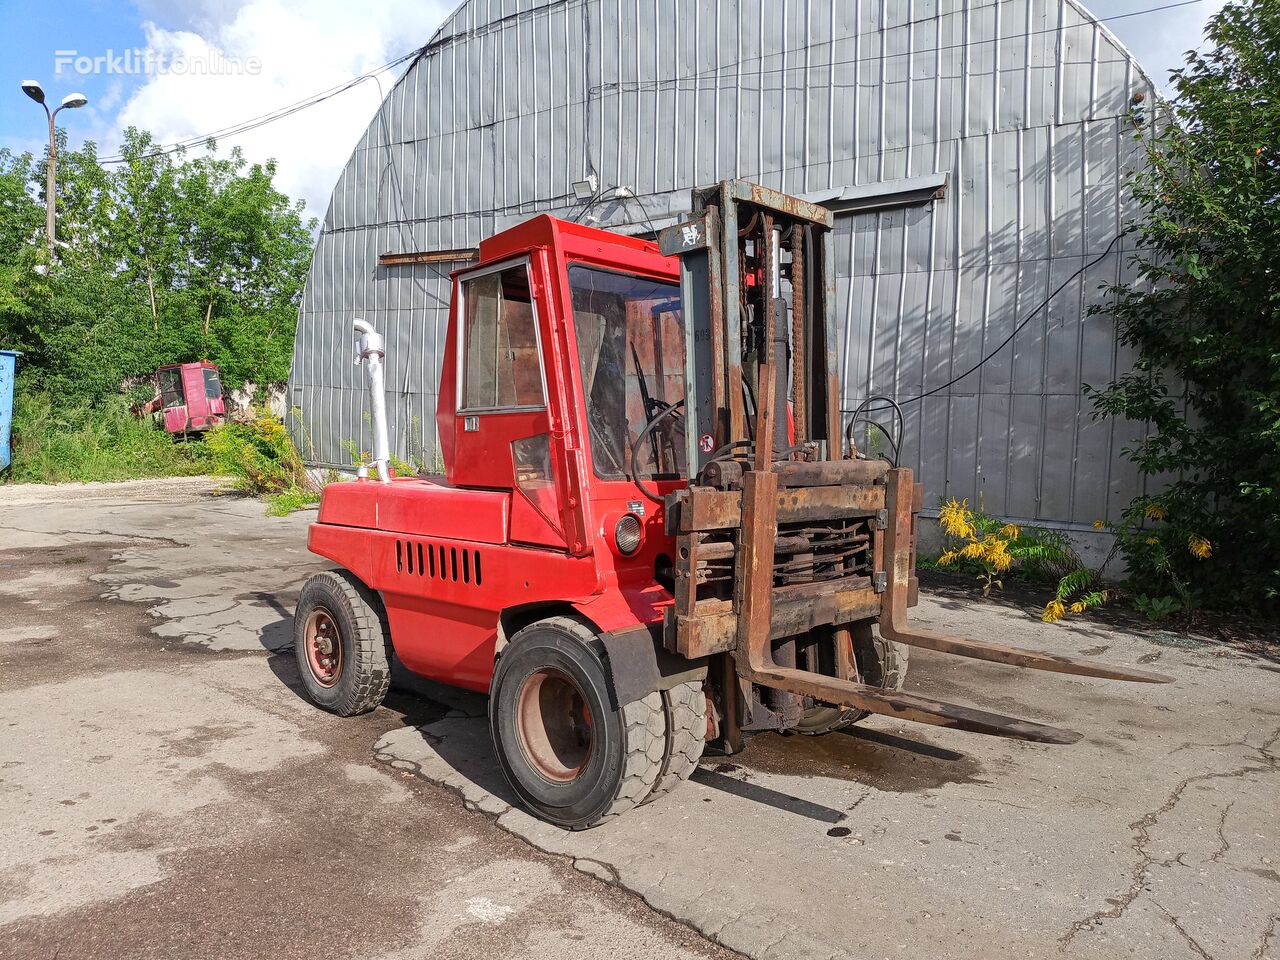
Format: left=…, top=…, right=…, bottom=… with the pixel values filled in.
left=644, top=680, right=708, bottom=803
left=489, top=617, right=667, bottom=829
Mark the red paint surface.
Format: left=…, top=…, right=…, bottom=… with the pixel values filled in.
left=319, top=477, right=510, bottom=544
left=311, top=216, right=683, bottom=692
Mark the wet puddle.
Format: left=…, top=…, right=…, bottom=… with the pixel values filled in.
left=727, top=725, right=990, bottom=792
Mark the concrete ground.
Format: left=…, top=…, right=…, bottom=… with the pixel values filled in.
left=1, top=478, right=1277, bottom=960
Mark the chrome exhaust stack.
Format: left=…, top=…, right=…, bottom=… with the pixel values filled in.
left=352, top=318, right=391, bottom=483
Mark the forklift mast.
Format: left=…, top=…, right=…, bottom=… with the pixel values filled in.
left=662, top=182, right=842, bottom=473
left=654, top=182, right=1167, bottom=751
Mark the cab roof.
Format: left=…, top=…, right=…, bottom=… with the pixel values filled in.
left=470, top=214, right=677, bottom=282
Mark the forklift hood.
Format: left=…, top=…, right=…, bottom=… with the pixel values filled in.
left=316, top=477, right=510, bottom=545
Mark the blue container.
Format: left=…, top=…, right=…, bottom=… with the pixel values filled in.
left=0, top=350, right=19, bottom=472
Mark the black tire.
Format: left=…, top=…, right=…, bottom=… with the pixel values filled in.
left=294, top=569, right=392, bottom=716
left=644, top=680, right=708, bottom=803
left=490, top=616, right=666, bottom=829
left=796, top=628, right=910, bottom=735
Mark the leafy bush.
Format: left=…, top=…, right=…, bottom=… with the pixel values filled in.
left=5, top=391, right=212, bottom=484
left=1090, top=498, right=1215, bottom=619
left=205, top=409, right=319, bottom=514
left=1086, top=0, right=1280, bottom=613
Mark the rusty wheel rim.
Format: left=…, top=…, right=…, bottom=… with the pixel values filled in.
left=304, top=609, right=343, bottom=688
left=514, top=668, right=593, bottom=783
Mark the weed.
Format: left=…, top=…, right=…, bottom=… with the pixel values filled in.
left=265, top=486, right=321, bottom=516
left=205, top=408, right=318, bottom=513
left=934, top=497, right=1105, bottom=621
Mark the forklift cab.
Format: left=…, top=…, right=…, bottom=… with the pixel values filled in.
left=155, top=361, right=226, bottom=435
left=436, top=216, right=686, bottom=575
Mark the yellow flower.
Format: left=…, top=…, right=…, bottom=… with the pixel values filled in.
left=938, top=550, right=960, bottom=566
left=1069, top=601, right=1087, bottom=614
left=984, top=538, right=1013, bottom=572
left=939, top=498, right=977, bottom=539
left=1144, top=503, right=1167, bottom=521
left=1042, top=599, right=1066, bottom=623
left=1145, top=536, right=1159, bottom=546
left=1188, top=536, right=1212, bottom=559
left=997, top=523, right=1021, bottom=540
left=1092, top=519, right=1106, bottom=530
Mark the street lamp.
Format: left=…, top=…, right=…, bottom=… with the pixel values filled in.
left=21, top=80, right=88, bottom=256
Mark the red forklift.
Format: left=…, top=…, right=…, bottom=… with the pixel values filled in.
left=137, top=361, right=226, bottom=435
left=294, top=181, right=1168, bottom=829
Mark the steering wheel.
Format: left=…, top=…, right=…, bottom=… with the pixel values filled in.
left=628, top=399, right=685, bottom=503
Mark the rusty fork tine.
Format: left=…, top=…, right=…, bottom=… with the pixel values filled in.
left=878, top=468, right=1172, bottom=686
left=879, top=617, right=1174, bottom=684
left=752, top=666, right=1083, bottom=744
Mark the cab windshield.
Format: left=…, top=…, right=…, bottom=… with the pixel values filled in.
left=568, top=265, right=685, bottom=481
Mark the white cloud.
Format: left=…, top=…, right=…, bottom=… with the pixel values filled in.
left=133, top=0, right=250, bottom=33
left=109, top=0, right=454, bottom=222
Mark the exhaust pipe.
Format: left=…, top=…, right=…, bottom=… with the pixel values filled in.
left=353, top=318, right=391, bottom=483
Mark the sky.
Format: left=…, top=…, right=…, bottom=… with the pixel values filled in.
left=0, top=0, right=1231, bottom=224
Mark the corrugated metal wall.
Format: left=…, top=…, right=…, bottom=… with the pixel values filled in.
left=290, top=0, right=1156, bottom=528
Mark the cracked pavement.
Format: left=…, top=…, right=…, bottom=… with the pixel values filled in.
left=2, top=477, right=1278, bottom=960
left=0, top=478, right=732, bottom=960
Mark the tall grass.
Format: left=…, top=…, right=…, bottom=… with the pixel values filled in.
left=3, top=395, right=321, bottom=516
left=4, top=392, right=213, bottom=484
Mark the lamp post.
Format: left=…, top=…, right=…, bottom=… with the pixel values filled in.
left=21, top=81, right=88, bottom=257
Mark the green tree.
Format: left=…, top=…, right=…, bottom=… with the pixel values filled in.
left=0, top=149, right=41, bottom=258
left=0, top=148, right=55, bottom=369
left=0, top=127, right=315, bottom=406
left=1088, top=0, right=1280, bottom=611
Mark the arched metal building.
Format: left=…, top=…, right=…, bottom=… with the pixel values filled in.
left=289, top=0, right=1157, bottom=530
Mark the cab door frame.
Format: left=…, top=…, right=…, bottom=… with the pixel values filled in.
left=447, top=250, right=592, bottom=557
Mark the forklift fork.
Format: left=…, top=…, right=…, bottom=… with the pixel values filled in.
left=730, top=468, right=1169, bottom=747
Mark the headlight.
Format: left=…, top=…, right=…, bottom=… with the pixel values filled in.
left=614, top=515, right=643, bottom=556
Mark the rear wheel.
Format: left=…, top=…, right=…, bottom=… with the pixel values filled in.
left=293, top=570, right=392, bottom=716
left=490, top=616, right=666, bottom=829
left=796, top=627, right=909, bottom=735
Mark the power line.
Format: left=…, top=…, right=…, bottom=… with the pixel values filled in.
left=96, top=0, right=1201, bottom=167
left=844, top=232, right=1126, bottom=413
left=590, top=0, right=1208, bottom=97
left=97, top=46, right=424, bottom=164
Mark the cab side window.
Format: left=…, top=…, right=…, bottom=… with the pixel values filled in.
left=461, top=263, right=544, bottom=411
left=158, top=369, right=184, bottom=409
